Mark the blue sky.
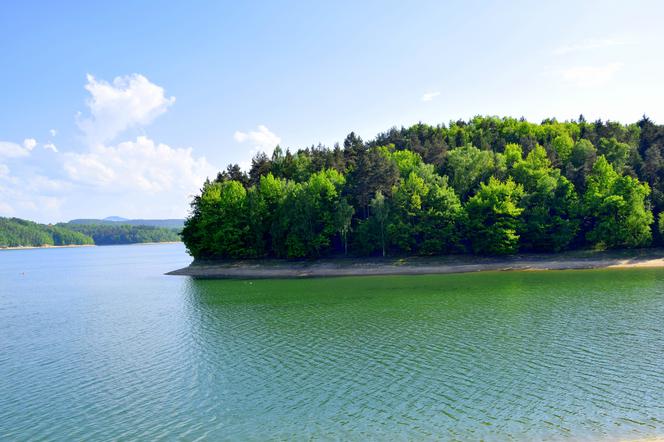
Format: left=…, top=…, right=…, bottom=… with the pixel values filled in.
left=1, top=0, right=663, bottom=222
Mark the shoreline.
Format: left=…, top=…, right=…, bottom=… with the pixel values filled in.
left=0, top=241, right=181, bottom=251
left=167, top=249, right=664, bottom=279
left=0, top=244, right=96, bottom=251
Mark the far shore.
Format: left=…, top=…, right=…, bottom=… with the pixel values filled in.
left=0, top=244, right=96, bottom=251
left=168, top=249, right=664, bottom=279
left=0, top=241, right=182, bottom=251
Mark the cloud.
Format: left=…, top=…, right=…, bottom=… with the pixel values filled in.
left=77, top=73, right=175, bottom=145
left=421, top=91, right=440, bottom=102
left=1, top=73, right=213, bottom=221
left=557, top=62, right=623, bottom=87
left=553, top=38, right=625, bottom=56
left=64, top=135, right=214, bottom=194
left=0, top=141, right=31, bottom=158
left=23, top=138, right=37, bottom=151
left=28, top=175, right=71, bottom=193
left=234, top=125, right=281, bottom=155
left=0, top=173, right=65, bottom=219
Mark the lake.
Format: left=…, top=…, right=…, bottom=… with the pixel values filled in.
left=1, top=243, right=663, bottom=440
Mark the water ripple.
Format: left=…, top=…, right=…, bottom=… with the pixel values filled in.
left=1, top=245, right=663, bottom=440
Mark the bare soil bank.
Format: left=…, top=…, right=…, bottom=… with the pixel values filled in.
left=168, top=249, right=664, bottom=279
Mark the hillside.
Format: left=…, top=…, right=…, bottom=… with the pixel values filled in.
left=61, top=223, right=181, bottom=245
left=68, top=218, right=185, bottom=229
left=0, top=218, right=94, bottom=248
left=1, top=217, right=182, bottom=248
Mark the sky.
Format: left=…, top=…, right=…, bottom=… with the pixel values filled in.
left=1, top=0, right=663, bottom=223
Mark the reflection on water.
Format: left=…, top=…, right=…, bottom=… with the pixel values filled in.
left=1, top=243, right=663, bottom=440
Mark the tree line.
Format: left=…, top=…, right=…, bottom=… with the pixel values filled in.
left=182, top=116, right=664, bottom=259
left=0, top=217, right=181, bottom=247
left=62, top=223, right=181, bottom=245
left=0, top=218, right=94, bottom=247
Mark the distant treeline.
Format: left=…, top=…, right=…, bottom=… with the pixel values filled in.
left=0, top=218, right=94, bottom=247
left=62, top=223, right=181, bottom=245
left=0, top=217, right=181, bottom=248
left=182, top=116, right=664, bottom=259
left=68, top=218, right=184, bottom=229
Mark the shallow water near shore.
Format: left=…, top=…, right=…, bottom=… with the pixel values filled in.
left=1, top=243, right=663, bottom=440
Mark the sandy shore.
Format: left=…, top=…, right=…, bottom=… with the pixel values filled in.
left=167, top=249, right=664, bottom=279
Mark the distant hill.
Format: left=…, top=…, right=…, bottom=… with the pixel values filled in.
left=68, top=218, right=185, bottom=229
left=61, top=223, right=181, bottom=245
left=0, top=217, right=93, bottom=248
left=0, top=216, right=182, bottom=248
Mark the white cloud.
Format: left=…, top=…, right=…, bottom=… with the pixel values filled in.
left=1, top=73, right=214, bottom=221
left=0, top=141, right=30, bottom=158
left=43, top=142, right=58, bottom=153
left=554, top=38, right=625, bottom=56
left=234, top=125, right=281, bottom=155
left=28, top=175, right=71, bottom=193
left=0, top=174, right=65, bottom=219
left=23, top=138, right=37, bottom=151
left=557, top=62, right=624, bottom=87
left=64, top=135, right=214, bottom=194
left=421, top=91, right=440, bottom=102
left=77, top=73, right=175, bottom=145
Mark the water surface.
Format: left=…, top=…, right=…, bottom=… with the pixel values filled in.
left=1, top=244, right=663, bottom=440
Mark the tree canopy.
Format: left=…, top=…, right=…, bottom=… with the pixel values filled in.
left=182, top=116, right=663, bottom=259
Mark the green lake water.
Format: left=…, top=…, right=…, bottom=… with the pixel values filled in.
left=1, top=243, right=663, bottom=440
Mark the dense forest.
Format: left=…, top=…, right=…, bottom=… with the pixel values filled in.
left=0, top=218, right=94, bottom=247
left=61, top=223, right=181, bottom=245
left=0, top=217, right=181, bottom=248
left=182, top=116, right=664, bottom=259
left=68, top=218, right=185, bottom=229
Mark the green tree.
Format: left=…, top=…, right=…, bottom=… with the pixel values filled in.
left=551, top=134, right=574, bottom=163
left=182, top=180, right=249, bottom=258
left=566, top=138, right=597, bottom=190
left=273, top=169, right=345, bottom=258
left=510, top=145, right=579, bottom=251
left=445, top=145, right=496, bottom=200
left=370, top=191, right=390, bottom=257
left=584, top=156, right=653, bottom=248
left=465, top=177, right=524, bottom=254
left=387, top=158, right=464, bottom=255
left=598, top=137, right=631, bottom=171
left=346, top=146, right=399, bottom=217
left=334, top=198, right=355, bottom=255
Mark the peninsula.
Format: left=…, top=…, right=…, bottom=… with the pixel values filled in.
left=178, top=117, right=664, bottom=274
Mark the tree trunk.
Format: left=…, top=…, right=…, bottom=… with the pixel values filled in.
left=344, top=232, right=348, bottom=256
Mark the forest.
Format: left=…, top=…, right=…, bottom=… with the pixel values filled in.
left=0, top=218, right=94, bottom=248
left=0, top=217, right=181, bottom=248
left=62, top=223, right=181, bottom=245
left=182, top=116, right=664, bottom=259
